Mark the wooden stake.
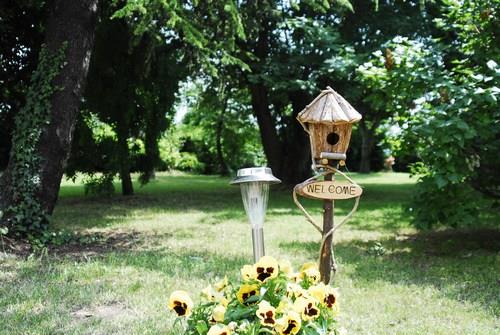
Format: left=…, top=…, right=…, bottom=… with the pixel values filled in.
left=320, top=172, right=334, bottom=284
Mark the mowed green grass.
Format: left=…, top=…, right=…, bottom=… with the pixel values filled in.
left=0, top=172, right=498, bottom=334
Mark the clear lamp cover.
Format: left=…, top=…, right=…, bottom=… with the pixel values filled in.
left=240, top=182, right=269, bottom=229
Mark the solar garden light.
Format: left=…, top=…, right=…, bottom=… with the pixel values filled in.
left=231, top=167, right=281, bottom=262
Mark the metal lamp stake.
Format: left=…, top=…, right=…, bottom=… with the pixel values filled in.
left=231, top=167, right=281, bottom=262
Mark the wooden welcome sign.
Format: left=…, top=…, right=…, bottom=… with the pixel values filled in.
left=296, top=180, right=362, bottom=200
left=295, top=87, right=363, bottom=285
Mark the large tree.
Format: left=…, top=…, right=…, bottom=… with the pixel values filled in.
left=1, top=0, right=246, bottom=234
left=0, top=1, right=46, bottom=169
left=234, top=0, right=432, bottom=181
left=357, top=0, right=499, bottom=228
left=0, top=0, right=100, bottom=234
left=332, top=0, right=439, bottom=172
left=68, top=10, right=187, bottom=195
left=238, top=0, right=347, bottom=184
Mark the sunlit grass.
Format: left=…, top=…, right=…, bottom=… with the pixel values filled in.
left=1, top=172, right=498, bottom=334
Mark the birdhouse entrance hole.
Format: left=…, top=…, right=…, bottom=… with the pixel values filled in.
left=297, top=86, right=362, bottom=168
left=326, top=132, right=339, bottom=146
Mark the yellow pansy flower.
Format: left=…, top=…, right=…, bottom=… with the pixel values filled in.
left=275, top=311, right=301, bottom=335
left=293, top=296, right=320, bottom=321
left=256, top=300, right=276, bottom=327
left=241, top=264, right=256, bottom=281
left=324, top=287, right=339, bottom=309
left=308, top=283, right=327, bottom=302
left=308, top=283, right=339, bottom=312
left=214, top=276, right=229, bottom=292
left=210, top=305, right=226, bottom=323
left=300, top=262, right=320, bottom=284
left=237, top=283, right=260, bottom=305
left=276, top=298, right=292, bottom=314
left=168, top=290, right=193, bottom=317
left=202, top=285, right=217, bottom=301
left=202, top=285, right=229, bottom=307
left=323, top=287, right=340, bottom=316
left=254, top=255, right=279, bottom=282
left=207, top=324, right=231, bottom=335
left=286, top=283, right=305, bottom=299
left=288, top=272, right=302, bottom=283
left=218, top=296, right=229, bottom=307
left=279, top=259, right=293, bottom=276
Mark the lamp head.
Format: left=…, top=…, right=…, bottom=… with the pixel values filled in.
left=231, top=167, right=281, bottom=229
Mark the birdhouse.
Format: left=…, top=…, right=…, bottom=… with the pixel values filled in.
left=297, top=87, right=362, bottom=168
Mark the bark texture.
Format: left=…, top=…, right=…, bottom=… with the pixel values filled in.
left=250, top=86, right=312, bottom=184
left=358, top=118, right=375, bottom=173
left=5, top=0, right=100, bottom=217
left=37, top=0, right=100, bottom=212
left=118, top=131, right=134, bottom=196
left=250, top=84, right=284, bottom=176
left=320, top=173, right=334, bottom=284
left=215, top=102, right=229, bottom=176
left=282, top=91, right=312, bottom=183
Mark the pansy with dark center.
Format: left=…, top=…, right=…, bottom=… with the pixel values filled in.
left=207, top=324, right=231, bottom=335
left=293, top=297, right=320, bottom=321
left=256, top=266, right=275, bottom=281
left=304, top=302, right=319, bottom=318
left=237, top=284, right=260, bottom=305
left=325, top=293, right=336, bottom=308
left=257, top=300, right=277, bottom=327
left=242, top=289, right=257, bottom=301
left=168, top=290, right=193, bottom=317
left=254, top=256, right=279, bottom=282
left=276, top=311, right=301, bottom=335
left=173, top=301, right=188, bottom=316
left=260, top=310, right=275, bottom=325
left=283, top=320, right=298, bottom=335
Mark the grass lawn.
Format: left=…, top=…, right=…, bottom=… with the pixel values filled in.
left=1, top=172, right=498, bottom=334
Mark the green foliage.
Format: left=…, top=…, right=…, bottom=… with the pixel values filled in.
left=410, top=177, right=481, bottom=229
left=0, top=0, right=46, bottom=169
left=1, top=44, right=66, bottom=236
left=157, top=130, right=204, bottom=172
left=181, top=84, right=265, bottom=175
left=356, top=36, right=442, bottom=118
left=171, top=258, right=341, bottom=335
left=83, top=174, right=115, bottom=197
left=113, top=0, right=248, bottom=75
left=356, top=0, right=499, bottom=228
left=176, top=153, right=205, bottom=173
left=70, top=3, right=188, bottom=191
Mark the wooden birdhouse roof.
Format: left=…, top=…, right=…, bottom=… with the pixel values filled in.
left=297, top=86, right=362, bottom=125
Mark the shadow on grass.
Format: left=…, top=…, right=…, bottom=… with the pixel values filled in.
left=280, top=228, right=500, bottom=314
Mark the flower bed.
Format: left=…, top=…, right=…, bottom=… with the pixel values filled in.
left=168, top=256, right=344, bottom=335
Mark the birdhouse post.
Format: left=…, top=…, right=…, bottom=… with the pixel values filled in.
left=294, top=87, right=362, bottom=284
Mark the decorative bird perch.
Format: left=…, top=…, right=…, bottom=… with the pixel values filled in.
left=294, top=86, right=363, bottom=284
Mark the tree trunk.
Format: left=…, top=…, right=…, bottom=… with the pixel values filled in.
left=0, top=0, right=99, bottom=220
left=248, top=23, right=284, bottom=177
left=250, top=84, right=284, bottom=176
left=359, top=119, right=375, bottom=173
left=117, top=132, right=134, bottom=196
left=215, top=107, right=229, bottom=176
left=280, top=91, right=312, bottom=184
left=142, top=107, right=160, bottom=183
